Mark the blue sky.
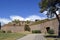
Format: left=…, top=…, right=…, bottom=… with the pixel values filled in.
left=0, top=0, right=41, bottom=18
left=0, top=0, right=47, bottom=25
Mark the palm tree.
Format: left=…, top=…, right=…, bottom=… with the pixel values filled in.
left=39, top=0, right=60, bottom=37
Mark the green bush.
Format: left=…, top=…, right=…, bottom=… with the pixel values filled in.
left=2, top=31, right=6, bottom=33
left=24, top=24, right=30, bottom=31
left=7, top=31, right=12, bottom=33
left=32, top=30, right=41, bottom=33
left=0, top=30, right=6, bottom=33
left=47, top=29, right=54, bottom=34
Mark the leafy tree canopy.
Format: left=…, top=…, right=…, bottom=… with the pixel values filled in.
left=39, top=0, right=60, bottom=18
left=12, top=19, right=20, bottom=24
left=39, top=0, right=60, bottom=12
left=39, top=0, right=60, bottom=37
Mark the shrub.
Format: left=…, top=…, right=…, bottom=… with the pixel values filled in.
left=2, top=31, right=6, bottom=33
left=32, top=30, right=41, bottom=33
left=7, top=31, right=12, bottom=33
left=47, top=29, right=54, bottom=34
left=24, top=24, right=30, bottom=31
left=0, top=30, right=6, bottom=33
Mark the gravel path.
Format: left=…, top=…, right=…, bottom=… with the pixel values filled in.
left=17, top=34, right=47, bottom=40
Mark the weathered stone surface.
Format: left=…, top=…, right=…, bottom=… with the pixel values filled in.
left=1, top=26, right=24, bottom=32
left=1, top=18, right=59, bottom=34
left=30, top=19, right=59, bottom=34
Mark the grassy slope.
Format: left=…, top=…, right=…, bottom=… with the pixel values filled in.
left=0, top=33, right=26, bottom=40
left=30, top=18, right=56, bottom=25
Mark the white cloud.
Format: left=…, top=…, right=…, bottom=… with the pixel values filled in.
left=43, top=11, right=47, bottom=14
left=10, top=15, right=46, bottom=21
left=0, top=18, right=11, bottom=25
left=0, top=15, right=47, bottom=25
left=10, top=15, right=24, bottom=21
left=56, top=11, right=59, bottom=14
left=25, top=15, right=46, bottom=21
left=43, top=11, right=59, bottom=18
left=43, top=11, right=59, bottom=15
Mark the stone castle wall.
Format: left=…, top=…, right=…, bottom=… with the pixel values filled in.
left=1, top=26, right=24, bottom=33
left=1, top=19, right=59, bottom=34
left=30, top=19, right=59, bottom=34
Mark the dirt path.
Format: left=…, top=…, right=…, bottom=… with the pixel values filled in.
left=17, top=34, right=47, bottom=40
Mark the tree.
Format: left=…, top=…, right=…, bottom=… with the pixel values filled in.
left=25, top=20, right=30, bottom=24
left=12, top=19, right=20, bottom=24
left=39, top=0, right=60, bottom=37
left=12, top=19, right=21, bottom=26
left=24, top=24, right=30, bottom=31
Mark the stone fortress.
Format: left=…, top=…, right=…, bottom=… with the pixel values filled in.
left=1, top=15, right=60, bottom=34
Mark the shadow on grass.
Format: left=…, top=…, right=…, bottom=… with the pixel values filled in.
left=45, top=35, right=60, bottom=38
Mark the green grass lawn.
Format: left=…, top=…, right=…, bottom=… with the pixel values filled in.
left=0, top=33, right=26, bottom=40
left=46, top=38, right=60, bottom=40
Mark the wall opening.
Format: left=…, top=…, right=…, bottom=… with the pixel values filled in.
left=46, top=27, right=50, bottom=32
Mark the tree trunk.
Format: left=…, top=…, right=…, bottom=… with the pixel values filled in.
left=54, top=12, right=60, bottom=37
left=0, top=22, right=1, bottom=30
left=58, top=21, right=60, bottom=37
